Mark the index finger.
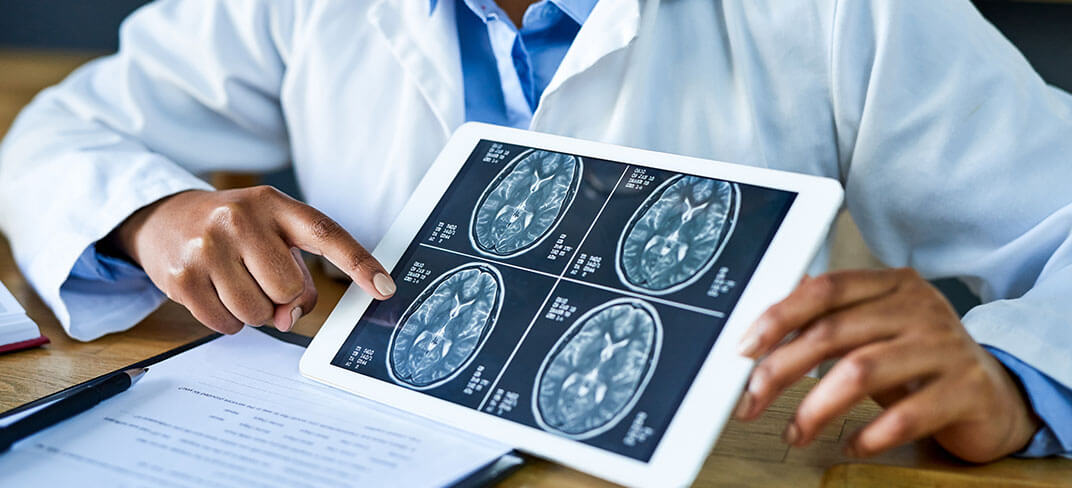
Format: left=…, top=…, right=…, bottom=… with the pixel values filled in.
left=276, top=203, right=396, bottom=300
left=738, top=269, right=908, bottom=358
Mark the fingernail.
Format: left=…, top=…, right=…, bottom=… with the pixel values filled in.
left=735, top=393, right=753, bottom=419
left=783, top=423, right=801, bottom=446
left=288, top=306, right=302, bottom=331
left=373, top=273, right=396, bottom=297
left=738, top=333, right=760, bottom=357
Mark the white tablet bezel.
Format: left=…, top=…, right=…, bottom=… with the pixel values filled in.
left=301, top=123, right=843, bottom=487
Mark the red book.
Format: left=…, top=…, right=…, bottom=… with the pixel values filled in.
left=0, top=334, right=49, bottom=354
left=0, top=281, right=48, bottom=355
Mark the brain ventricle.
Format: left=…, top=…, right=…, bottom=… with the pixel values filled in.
left=619, top=175, right=737, bottom=293
left=390, top=264, right=502, bottom=388
left=473, top=150, right=581, bottom=256
left=535, top=299, right=660, bottom=437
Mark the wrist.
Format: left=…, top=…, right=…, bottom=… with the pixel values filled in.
left=111, top=190, right=205, bottom=265
left=991, top=352, right=1042, bottom=455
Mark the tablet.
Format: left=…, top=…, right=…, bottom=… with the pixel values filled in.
left=301, top=123, right=843, bottom=487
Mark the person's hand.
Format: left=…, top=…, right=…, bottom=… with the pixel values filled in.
left=734, top=268, right=1039, bottom=462
left=112, top=186, right=396, bottom=333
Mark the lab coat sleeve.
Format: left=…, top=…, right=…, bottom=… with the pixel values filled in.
left=0, top=0, right=297, bottom=340
left=829, top=0, right=1072, bottom=408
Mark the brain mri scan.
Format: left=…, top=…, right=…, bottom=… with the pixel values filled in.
left=388, top=263, right=503, bottom=389
left=617, top=175, right=739, bottom=295
left=533, top=298, right=662, bottom=438
left=471, top=150, right=582, bottom=257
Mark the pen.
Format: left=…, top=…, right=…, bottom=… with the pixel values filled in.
left=0, top=367, right=148, bottom=453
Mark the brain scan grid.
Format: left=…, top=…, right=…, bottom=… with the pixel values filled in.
left=333, top=140, right=797, bottom=462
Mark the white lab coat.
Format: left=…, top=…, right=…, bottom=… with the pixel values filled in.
left=1, top=0, right=1070, bottom=389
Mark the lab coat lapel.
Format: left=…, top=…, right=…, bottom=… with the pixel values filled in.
left=368, top=0, right=465, bottom=136
left=533, top=0, right=642, bottom=126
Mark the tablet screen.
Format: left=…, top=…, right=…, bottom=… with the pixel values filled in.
left=331, top=140, right=795, bottom=461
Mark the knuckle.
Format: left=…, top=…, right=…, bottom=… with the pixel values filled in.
left=163, top=289, right=182, bottom=303
left=751, top=362, right=773, bottom=395
left=922, top=317, right=953, bottom=336
left=910, top=318, right=941, bottom=336
left=762, top=306, right=787, bottom=331
left=243, top=301, right=275, bottom=326
left=840, top=354, right=875, bottom=390
left=169, top=266, right=198, bottom=290
left=200, top=311, right=241, bottom=334
left=924, top=297, right=950, bottom=318
left=962, top=363, right=991, bottom=390
left=347, top=248, right=375, bottom=274
left=941, top=328, right=966, bottom=346
left=809, top=274, right=840, bottom=306
left=884, top=410, right=916, bottom=440
left=194, top=233, right=215, bottom=254
left=309, top=216, right=345, bottom=242
left=795, top=405, right=825, bottom=431
left=913, top=329, right=948, bottom=350
left=217, top=320, right=244, bottom=335
left=208, top=202, right=249, bottom=233
left=925, top=297, right=958, bottom=323
left=264, top=254, right=306, bottom=302
left=277, top=281, right=305, bottom=304
left=248, top=184, right=281, bottom=199
left=806, top=317, right=838, bottom=343
left=756, top=358, right=779, bottom=383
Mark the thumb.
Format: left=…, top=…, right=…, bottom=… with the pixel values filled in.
left=274, top=248, right=319, bottom=332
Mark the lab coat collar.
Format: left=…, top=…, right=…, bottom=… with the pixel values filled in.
left=533, top=0, right=641, bottom=125
left=371, top=0, right=638, bottom=134
left=369, top=0, right=465, bottom=136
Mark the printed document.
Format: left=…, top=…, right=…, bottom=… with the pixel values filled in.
left=0, top=328, right=510, bottom=487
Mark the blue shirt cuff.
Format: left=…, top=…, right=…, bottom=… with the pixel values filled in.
left=59, top=243, right=168, bottom=341
left=70, top=243, right=145, bottom=282
left=984, top=346, right=1072, bottom=457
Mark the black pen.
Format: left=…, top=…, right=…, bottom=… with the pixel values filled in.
left=0, top=367, right=148, bottom=453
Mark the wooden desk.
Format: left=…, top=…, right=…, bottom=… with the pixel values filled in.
left=2, top=49, right=1072, bottom=488
left=2, top=237, right=1071, bottom=487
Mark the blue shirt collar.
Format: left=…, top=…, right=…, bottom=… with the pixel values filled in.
left=429, top=0, right=596, bottom=26
left=550, top=0, right=596, bottom=25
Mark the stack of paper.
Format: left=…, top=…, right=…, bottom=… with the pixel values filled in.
left=0, top=280, right=47, bottom=354
left=0, top=328, right=510, bottom=486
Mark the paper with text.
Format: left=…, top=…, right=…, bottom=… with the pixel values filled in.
left=0, top=328, right=510, bottom=487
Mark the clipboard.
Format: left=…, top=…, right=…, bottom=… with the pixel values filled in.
left=0, top=328, right=525, bottom=487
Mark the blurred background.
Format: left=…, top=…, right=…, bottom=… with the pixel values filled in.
left=0, top=0, right=1069, bottom=310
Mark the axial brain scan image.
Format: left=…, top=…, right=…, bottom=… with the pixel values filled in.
left=534, top=299, right=661, bottom=438
left=471, top=150, right=581, bottom=257
left=618, top=175, right=738, bottom=294
left=389, top=264, right=503, bottom=389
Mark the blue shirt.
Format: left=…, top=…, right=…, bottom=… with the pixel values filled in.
left=439, top=0, right=595, bottom=128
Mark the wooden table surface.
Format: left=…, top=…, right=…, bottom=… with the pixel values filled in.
left=2, top=236, right=1071, bottom=487
left=2, top=49, right=1072, bottom=487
